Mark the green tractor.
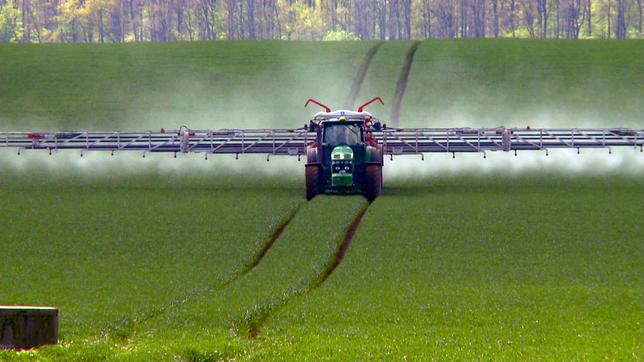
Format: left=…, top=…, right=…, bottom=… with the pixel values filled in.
left=304, top=98, right=384, bottom=201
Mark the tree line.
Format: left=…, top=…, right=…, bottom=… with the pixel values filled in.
left=0, top=0, right=641, bottom=43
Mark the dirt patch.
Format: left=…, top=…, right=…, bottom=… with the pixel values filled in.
left=390, top=41, right=421, bottom=127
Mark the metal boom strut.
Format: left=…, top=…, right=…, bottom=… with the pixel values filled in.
left=1, top=128, right=642, bottom=157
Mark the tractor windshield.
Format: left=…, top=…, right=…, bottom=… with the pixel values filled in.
left=323, top=124, right=362, bottom=146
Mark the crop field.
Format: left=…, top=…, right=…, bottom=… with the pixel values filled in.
left=1, top=40, right=643, bottom=361
left=0, top=175, right=303, bottom=340
left=0, top=42, right=373, bottom=130
left=401, top=40, right=644, bottom=127
left=255, top=176, right=643, bottom=360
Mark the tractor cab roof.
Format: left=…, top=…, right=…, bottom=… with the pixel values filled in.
left=313, top=110, right=374, bottom=123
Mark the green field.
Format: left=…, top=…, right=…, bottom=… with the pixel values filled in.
left=0, top=42, right=373, bottom=130
left=1, top=40, right=643, bottom=361
left=255, top=176, right=643, bottom=360
left=0, top=175, right=303, bottom=340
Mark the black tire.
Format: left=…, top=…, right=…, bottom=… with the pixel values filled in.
left=305, top=165, right=321, bottom=200
left=365, top=164, right=382, bottom=202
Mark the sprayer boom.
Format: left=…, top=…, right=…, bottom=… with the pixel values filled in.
left=3, top=100, right=642, bottom=201
left=1, top=127, right=642, bottom=158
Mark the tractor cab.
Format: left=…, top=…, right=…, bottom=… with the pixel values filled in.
left=323, top=121, right=362, bottom=146
left=316, top=114, right=367, bottom=188
left=304, top=101, right=385, bottom=201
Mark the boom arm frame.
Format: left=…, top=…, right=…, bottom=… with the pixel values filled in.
left=1, top=128, right=642, bottom=158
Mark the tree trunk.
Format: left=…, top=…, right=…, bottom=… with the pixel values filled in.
left=540, top=0, right=548, bottom=38
left=638, top=0, right=643, bottom=35
left=492, top=0, right=498, bottom=37
left=388, top=0, right=399, bottom=39
left=110, top=2, right=123, bottom=42
left=402, top=0, right=411, bottom=39
left=226, top=0, right=235, bottom=39
left=473, top=0, right=485, bottom=37
left=247, top=0, right=255, bottom=39
left=459, top=0, right=466, bottom=37
left=422, top=0, right=432, bottom=38
left=98, top=9, right=105, bottom=43
left=615, top=0, right=626, bottom=38
left=554, top=0, right=560, bottom=38
left=274, top=0, right=281, bottom=39
left=378, top=0, right=386, bottom=39
left=176, top=0, right=184, bottom=37
left=21, top=0, right=29, bottom=42
left=607, top=0, right=612, bottom=38
left=586, top=0, right=592, bottom=36
left=510, top=0, right=516, bottom=37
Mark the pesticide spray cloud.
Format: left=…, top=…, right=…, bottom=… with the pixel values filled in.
left=384, top=147, right=644, bottom=181
left=1, top=42, right=642, bottom=183
left=0, top=149, right=302, bottom=185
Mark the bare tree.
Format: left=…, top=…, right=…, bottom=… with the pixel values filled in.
left=615, top=0, right=626, bottom=38
left=638, top=0, right=643, bottom=35
left=563, top=0, right=584, bottom=38
left=608, top=0, right=612, bottom=38
left=585, top=0, right=592, bottom=36
left=510, top=0, right=517, bottom=36
left=377, top=0, right=386, bottom=39
left=402, top=0, right=411, bottom=39
left=554, top=0, right=561, bottom=37
left=2, top=0, right=642, bottom=42
left=421, top=0, right=433, bottom=38
left=21, top=0, right=29, bottom=42
left=459, top=0, right=467, bottom=37
left=247, top=0, right=255, bottom=39
left=491, top=0, right=499, bottom=37
left=388, top=0, right=399, bottom=39
left=226, top=0, right=235, bottom=39
left=471, top=0, right=486, bottom=37
left=435, top=0, right=456, bottom=37
left=522, top=0, right=536, bottom=38
left=536, top=0, right=548, bottom=38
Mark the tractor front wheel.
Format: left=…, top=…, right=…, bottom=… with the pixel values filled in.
left=365, top=164, right=382, bottom=202
left=305, top=164, right=321, bottom=200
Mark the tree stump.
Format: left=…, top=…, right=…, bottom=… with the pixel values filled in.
left=0, top=306, right=58, bottom=350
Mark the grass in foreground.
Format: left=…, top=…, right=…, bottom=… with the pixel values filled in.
left=1, top=195, right=368, bottom=361
left=1, top=175, right=641, bottom=361
left=251, top=176, right=643, bottom=360
left=0, top=174, right=302, bottom=342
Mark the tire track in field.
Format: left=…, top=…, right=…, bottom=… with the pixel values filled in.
left=238, top=206, right=300, bottom=275
left=346, top=42, right=384, bottom=110
left=104, top=205, right=302, bottom=340
left=390, top=41, right=421, bottom=127
left=106, top=42, right=383, bottom=336
left=319, top=205, right=367, bottom=283
left=242, top=202, right=369, bottom=338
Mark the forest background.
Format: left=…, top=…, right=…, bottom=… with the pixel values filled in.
left=0, top=0, right=642, bottom=43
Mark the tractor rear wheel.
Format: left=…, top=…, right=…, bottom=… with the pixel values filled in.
left=305, top=164, right=321, bottom=200
left=365, top=164, right=382, bottom=202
